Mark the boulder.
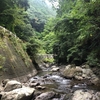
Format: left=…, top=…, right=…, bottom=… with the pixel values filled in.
left=82, top=69, right=93, bottom=78
left=29, top=82, right=40, bottom=87
left=61, top=65, right=82, bottom=79
left=3, top=80, right=22, bottom=92
left=91, top=77, right=100, bottom=85
left=0, top=87, right=35, bottom=100
left=51, top=65, right=57, bottom=68
left=81, top=64, right=90, bottom=69
left=35, top=86, right=46, bottom=90
left=72, top=90, right=100, bottom=100
left=52, top=99, right=59, bottom=100
left=72, top=90, right=92, bottom=100
left=51, top=67, right=59, bottom=72
left=35, top=91, right=55, bottom=100
left=95, top=92, right=100, bottom=100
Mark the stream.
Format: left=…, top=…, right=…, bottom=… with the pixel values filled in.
left=30, top=66, right=100, bottom=100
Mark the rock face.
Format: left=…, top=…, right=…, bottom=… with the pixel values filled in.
left=0, top=26, right=37, bottom=82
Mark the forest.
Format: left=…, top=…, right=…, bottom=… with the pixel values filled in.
left=0, top=0, right=100, bottom=67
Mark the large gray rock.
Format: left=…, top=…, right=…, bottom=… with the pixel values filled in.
left=72, top=90, right=100, bottom=100
left=62, top=65, right=82, bottom=79
left=1, top=87, right=35, bottom=100
left=3, top=80, right=22, bottom=92
left=72, top=90, right=92, bottom=100
left=82, top=69, right=93, bottom=79
left=35, top=91, right=55, bottom=100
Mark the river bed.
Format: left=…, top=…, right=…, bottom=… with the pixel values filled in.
left=30, top=67, right=100, bottom=100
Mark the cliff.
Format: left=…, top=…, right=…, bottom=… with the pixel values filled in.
left=0, top=26, right=37, bottom=82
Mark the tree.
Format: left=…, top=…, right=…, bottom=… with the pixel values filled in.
left=0, top=0, right=29, bottom=32
left=48, top=0, right=100, bottom=66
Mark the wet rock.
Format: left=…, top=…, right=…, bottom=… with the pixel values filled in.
left=3, top=80, right=22, bottom=92
left=27, top=74, right=32, bottom=79
left=35, top=91, right=55, bottom=100
left=43, top=75, right=50, bottom=78
left=30, top=76, right=55, bottom=86
left=73, top=83, right=87, bottom=90
left=22, top=83, right=29, bottom=87
left=52, top=98, right=59, bottom=100
left=29, top=78, right=45, bottom=85
left=29, top=82, right=40, bottom=87
left=36, top=86, right=46, bottom=90
left=51, top=67, right=59, bottom=72
left=95, top=92, right=100, bottom=100
left=34, top=91, right=42, bottom=98
left=1, top=79, right=9, bottom=87
left=0, top=87, right=35, bottom=100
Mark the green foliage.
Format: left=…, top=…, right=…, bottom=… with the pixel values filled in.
left=86, top=51, right=100, bottom=67
left=15, top=24, right=35, bottom=42
left=27, top=0, right=56, bottom=32
left=44, top=58, right=54, bottom=63
left=42, top=32, right=56, bottom=54
left=0, top=0, right=44, bottom=66
left=26, top=37, right=41, bottom=59
left=0, top=0, right=29, bottom=32
left=44, top=0, right=100, bottom=66
left=1, top=0, right=100, bottom=67
left=40, top=18, right=57, bottom=54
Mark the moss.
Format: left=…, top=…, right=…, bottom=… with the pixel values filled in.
left=0, top=55, right=5, bottom=65
left=0, top=55, right=5, bottom=71
left=0, top=30, right=5, bottom=38
left=0, top=39, right=6, bottom=48
left=0, top=66, right=3, bottom=70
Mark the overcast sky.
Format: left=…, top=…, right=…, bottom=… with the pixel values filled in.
left=44, top=0, right=59, bottom=8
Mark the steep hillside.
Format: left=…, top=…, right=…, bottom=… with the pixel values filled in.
left=0, top=26, right=37, bottom=82
left=27, top=0, right=56, bottom=32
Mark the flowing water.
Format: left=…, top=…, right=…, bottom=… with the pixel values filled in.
left=30, top=67, right=100, bottom=100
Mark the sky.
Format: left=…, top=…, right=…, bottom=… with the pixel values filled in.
left=44, top=0, right=52, bottom=8
left=43, top=0, right=59, bottom=8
